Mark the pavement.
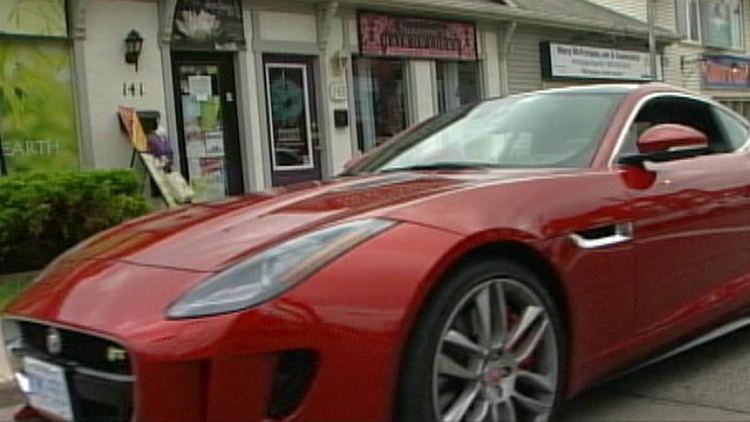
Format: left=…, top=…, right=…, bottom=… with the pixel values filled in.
left=0, top=383, right=21, bottom=422
left=559, top=325, right=750, bottom=421
left=1, top=327, right=750, bottom=421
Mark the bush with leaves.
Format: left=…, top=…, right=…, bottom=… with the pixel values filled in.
left=0, top=170, right=150, bottom=274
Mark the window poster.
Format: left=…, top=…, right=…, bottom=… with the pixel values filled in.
left=0, top=41, right=79, bottom=173
left=172, top=0, right=245, bottom=50
left=267, top=65, right=314, bottom=170
left=0, top=0, right=67, bottom=38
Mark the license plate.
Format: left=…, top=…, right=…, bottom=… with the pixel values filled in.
left=23, top=357, right=73, bottom=421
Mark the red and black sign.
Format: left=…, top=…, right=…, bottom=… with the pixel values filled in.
left=358, top=12, right=477, bottom=61
left=701, top=55, right=750, bottom=90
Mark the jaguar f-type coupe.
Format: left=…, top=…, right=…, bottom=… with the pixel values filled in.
left=5, top=83, right=750, bottom=422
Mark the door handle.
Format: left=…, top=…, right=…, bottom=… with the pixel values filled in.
left=569, top=223, right=633, bottom=249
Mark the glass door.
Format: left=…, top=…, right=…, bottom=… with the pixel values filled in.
left=173, top=52, right=244, bottom=201
left=352, top=57, right=408, bottom=153
left=264, top=55, right=322, bottom=186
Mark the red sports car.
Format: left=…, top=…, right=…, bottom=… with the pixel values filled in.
left=4, top=83, right=750, bottom=422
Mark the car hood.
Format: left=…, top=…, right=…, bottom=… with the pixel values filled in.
left=58, top=169, right=574, bottom=272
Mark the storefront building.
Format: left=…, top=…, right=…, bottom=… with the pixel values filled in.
left=12, top=0, right=675, bottom=197
left=589, top=0, right=750, bottom=120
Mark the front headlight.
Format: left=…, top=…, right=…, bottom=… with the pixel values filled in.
left=167, top=218, right=396, bottom=319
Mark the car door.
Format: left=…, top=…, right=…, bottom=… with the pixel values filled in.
left=619, top=96, right=750, bottom=336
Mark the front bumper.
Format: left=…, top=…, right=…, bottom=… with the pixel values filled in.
left=3, top=223, right=463, bottom=422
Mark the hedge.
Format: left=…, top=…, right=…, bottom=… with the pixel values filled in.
left=0, top=170, right=150, bottom=274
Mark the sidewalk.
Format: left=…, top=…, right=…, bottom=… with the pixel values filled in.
left=0, top=382, right=21, bottom=422
left=562, top=326, right=750, bottom=420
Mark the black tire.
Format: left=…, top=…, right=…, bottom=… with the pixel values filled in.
left=395, top=257, right=567, bottom=422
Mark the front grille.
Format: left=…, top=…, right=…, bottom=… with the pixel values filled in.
left=12, top=320, right=134, bottom=422
left=19, top=321, right=131, bottom=375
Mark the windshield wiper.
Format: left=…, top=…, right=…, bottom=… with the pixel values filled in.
left=379, top=162, right=493, bottom=173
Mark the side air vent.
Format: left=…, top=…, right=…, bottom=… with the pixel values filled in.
left=266, top=350, right=317, bottom=419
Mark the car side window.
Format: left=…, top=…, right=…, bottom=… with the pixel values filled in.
left=619, top=96, right=732, bottom=159
left=713, top=107, right=750, bottom=151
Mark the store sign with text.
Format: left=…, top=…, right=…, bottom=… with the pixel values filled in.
left=358, top=12, right=477, bottom=60
left=541, top=42, right=663, bottom=81
left=701, top=55, right=750, bottom=89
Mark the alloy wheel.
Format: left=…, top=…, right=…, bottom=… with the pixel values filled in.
left=432, top=278, right=559, bottom=422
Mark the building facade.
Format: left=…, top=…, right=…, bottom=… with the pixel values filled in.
left=1, top=0, right=677, bottom=196
left=589, top=0, right=750, bottom=119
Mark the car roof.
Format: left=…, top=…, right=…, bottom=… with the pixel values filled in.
left=484, top=83, right=701, bottom=104
left=538, top=84, right=641, bottom=95
left=536, top=82, right=694, bottom=96
left=536, top=82, right=702, bottom=97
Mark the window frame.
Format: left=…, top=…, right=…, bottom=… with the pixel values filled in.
left=686, top=0, right=703, bottom=43
left=678, top=0, right=744, bottom=50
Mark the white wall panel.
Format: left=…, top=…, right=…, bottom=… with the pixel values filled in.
left=587, top=0, right=648, bottom=21
left=258, top=11, right=317, bottom=43
left=83, top=0, right=166, bottom=169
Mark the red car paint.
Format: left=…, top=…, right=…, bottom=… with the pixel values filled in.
left=6, top=84, right=750, bottom=421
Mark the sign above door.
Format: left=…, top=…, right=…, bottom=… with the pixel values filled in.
left=172, top=0, right=245, bottom=51
left=358, top=12, right=477, bottom=61
left=540, top=42, right=663, bottom=82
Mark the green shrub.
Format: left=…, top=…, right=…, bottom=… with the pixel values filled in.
left=0, top=170, right=150, bottom=274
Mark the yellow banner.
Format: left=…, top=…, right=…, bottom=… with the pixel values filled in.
left=117, top=106, right=148, bottom=152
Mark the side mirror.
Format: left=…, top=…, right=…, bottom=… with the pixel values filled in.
left=619, top=124, right=709, bottom=166
left=637, top=124, right=709, bottom=154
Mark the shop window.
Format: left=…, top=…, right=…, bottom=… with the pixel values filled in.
left=678, top=0, right=744, bottom=49
left=353, top=58, right=408, bottom=153
left=0, top=0, right=76, bottom=174
left=0, top=41, right=78, bottom=173
left=436, top=62, right=481, bottom=113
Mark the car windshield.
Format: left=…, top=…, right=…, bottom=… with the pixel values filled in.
left=347, top=92, right=625, bottom=174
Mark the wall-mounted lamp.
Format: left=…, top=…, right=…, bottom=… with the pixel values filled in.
left=124, top=30, right=144, bottom=72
